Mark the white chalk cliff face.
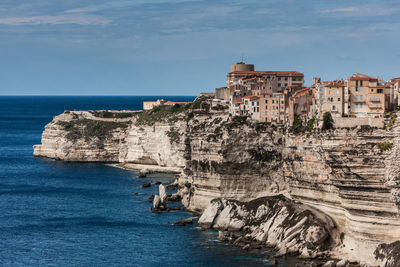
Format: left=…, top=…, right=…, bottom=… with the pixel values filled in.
left=34, top=109, right=400, bottom=265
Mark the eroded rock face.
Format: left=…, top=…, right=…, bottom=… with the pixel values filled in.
left=198, top=200, right=223, bottom=229
left=199, top=195, right=332, bottom=257
left=375, top=241, right=400, bottom=267
left=34, top=109, right=400, bottom=265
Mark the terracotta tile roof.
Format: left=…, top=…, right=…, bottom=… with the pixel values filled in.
left=243, top=95, right=254, bottom=99
left=325, top=81, right=344, bottom=87
left=233, top=101, right=244, bottom=105
left=349, top=76, right=378, bottom=82
left=293, top=87, right=313, bottom=98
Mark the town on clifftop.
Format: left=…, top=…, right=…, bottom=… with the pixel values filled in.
left=145, top=62, right=400, bottom=129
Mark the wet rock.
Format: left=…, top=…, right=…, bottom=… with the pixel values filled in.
left=167, top=193, right=181, bottom=202
left=154, top=181, right=162, bottom=185
left=152, top=195, right=161, bottom=210
left=233, top=236, right=244, bottom=245
left=141, top=183, right=151, bottom=188
left=173, top=217, right=194, bottom=226
left=138, top=169, right=148, bottom=178
left=242, top=244, right=250, bottom=250
left=217, top=231, right=227, bottom=242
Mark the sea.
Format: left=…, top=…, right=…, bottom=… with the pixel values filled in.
left=0, top=96, right=304, bottom=266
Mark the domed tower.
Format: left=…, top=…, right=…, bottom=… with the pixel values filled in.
left=230, top=62, right=254, bottom=72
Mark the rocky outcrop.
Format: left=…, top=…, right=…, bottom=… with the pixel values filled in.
left=34, top=110, right=187, bottom=171
left=375, top=241, right=400, bottom=267
left=198, top=196, right=333, bottom=258
left=34, top=108, right=400, bottom=265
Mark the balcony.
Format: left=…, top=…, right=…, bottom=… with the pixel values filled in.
left=368, top=102, right=382, bottom=108
left=352, top=99, right=366, bottom=103
left=370, top=98, right=381, bottom=102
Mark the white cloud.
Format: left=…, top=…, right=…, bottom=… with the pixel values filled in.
left=318, top=6, right=398, bottom=16
left=0, top=14, right=111, bottom=26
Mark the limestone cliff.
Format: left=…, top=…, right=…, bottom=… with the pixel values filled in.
left=34, top=107, right=400, bottom=265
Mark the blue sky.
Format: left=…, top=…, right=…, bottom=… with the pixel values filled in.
left=0, top=0, right=399, bottom=95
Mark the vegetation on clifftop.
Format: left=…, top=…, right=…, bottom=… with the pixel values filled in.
left=56, top=119, right=130, bottom=142
left=90, top=110, right=137, bottom=119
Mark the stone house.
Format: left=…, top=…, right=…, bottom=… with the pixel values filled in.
left=345, top=73, right=385, bottom=118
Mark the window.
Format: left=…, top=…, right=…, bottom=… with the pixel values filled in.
left=272, top=100, right=275, bottom=104
left=284, top=84, right=288, bottom=87
left=278, top=83, right=281, bottom=87
left=265, top=100, right=268, bottom=104
left=360, top=95, right=363, bottom=101
left=355, top=96, right=358, bottom=101
left=338, top=98, right=341, bottom=101
left=371, top=95, right=374, bottom=100
left=360, top=103, right=363, bottom=108
left=281, top=101, right=284, bottom=104
left=278, top=77, right=281, bottom=81
left=285, top=77, right=288, bottom=81
left=378, top=89, right=383, bottom=93
left=332, top=105, right=336, bottom=110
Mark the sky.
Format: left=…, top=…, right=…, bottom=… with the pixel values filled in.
left=0, top=0, right=399, bottom=95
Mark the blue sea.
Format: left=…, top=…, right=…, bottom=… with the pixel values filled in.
left=0, top=96, right=299, bottom=266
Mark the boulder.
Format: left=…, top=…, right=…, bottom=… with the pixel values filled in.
left=159, top=184, right=167, bottom=203
left=336, top=259, right=349, bottom=267
left=173, top=217, right=194, bottom=226
left=138, top=169, right=148, bottom=178
left=153, top=195, right=161, bottom=210
left=242, top=244, right=250, bottom=250
left=168, top=192, right=181, bottom=202
left=213, top=205, right=232, bottom=230
left=322, top=260, right=335, bottom=267
left=255, top=204, right=268, bottom=218
left=198, top=200, right=223, bottom=229
left=217, top=231, right=227, bottom=242
left=141, top=183, right=151, bottom=188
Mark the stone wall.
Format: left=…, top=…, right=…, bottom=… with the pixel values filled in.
left=333, top=117, right=384, bottom=128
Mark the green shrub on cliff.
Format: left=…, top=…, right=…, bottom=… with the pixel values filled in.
left=166, top=128, right=180, bottom=144
left=322, top=112, right=334, bottom=130
left=91, top=110, right=137, bottom=118
left=57, top=119, right=131, bottom=142
left=377, top=142, right=393, bottom=152
left=290, top=115, right=304, bottom=133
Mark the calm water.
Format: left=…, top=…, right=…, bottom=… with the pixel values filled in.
left=0, top=96, right=298, bottom=266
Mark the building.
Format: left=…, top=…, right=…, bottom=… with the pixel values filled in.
left=292, top=87, right=314, bottom=119
left=227, top=70, right=304, bottom=92
left=345, top=73, right=385, bottom=118
left=315, top=81, right=345, bottom=118
left=259, top=92, right=289, bottom=124
left=387, top=77, right=400, bottom=109
left=215, top=87, right=231, bottom=102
